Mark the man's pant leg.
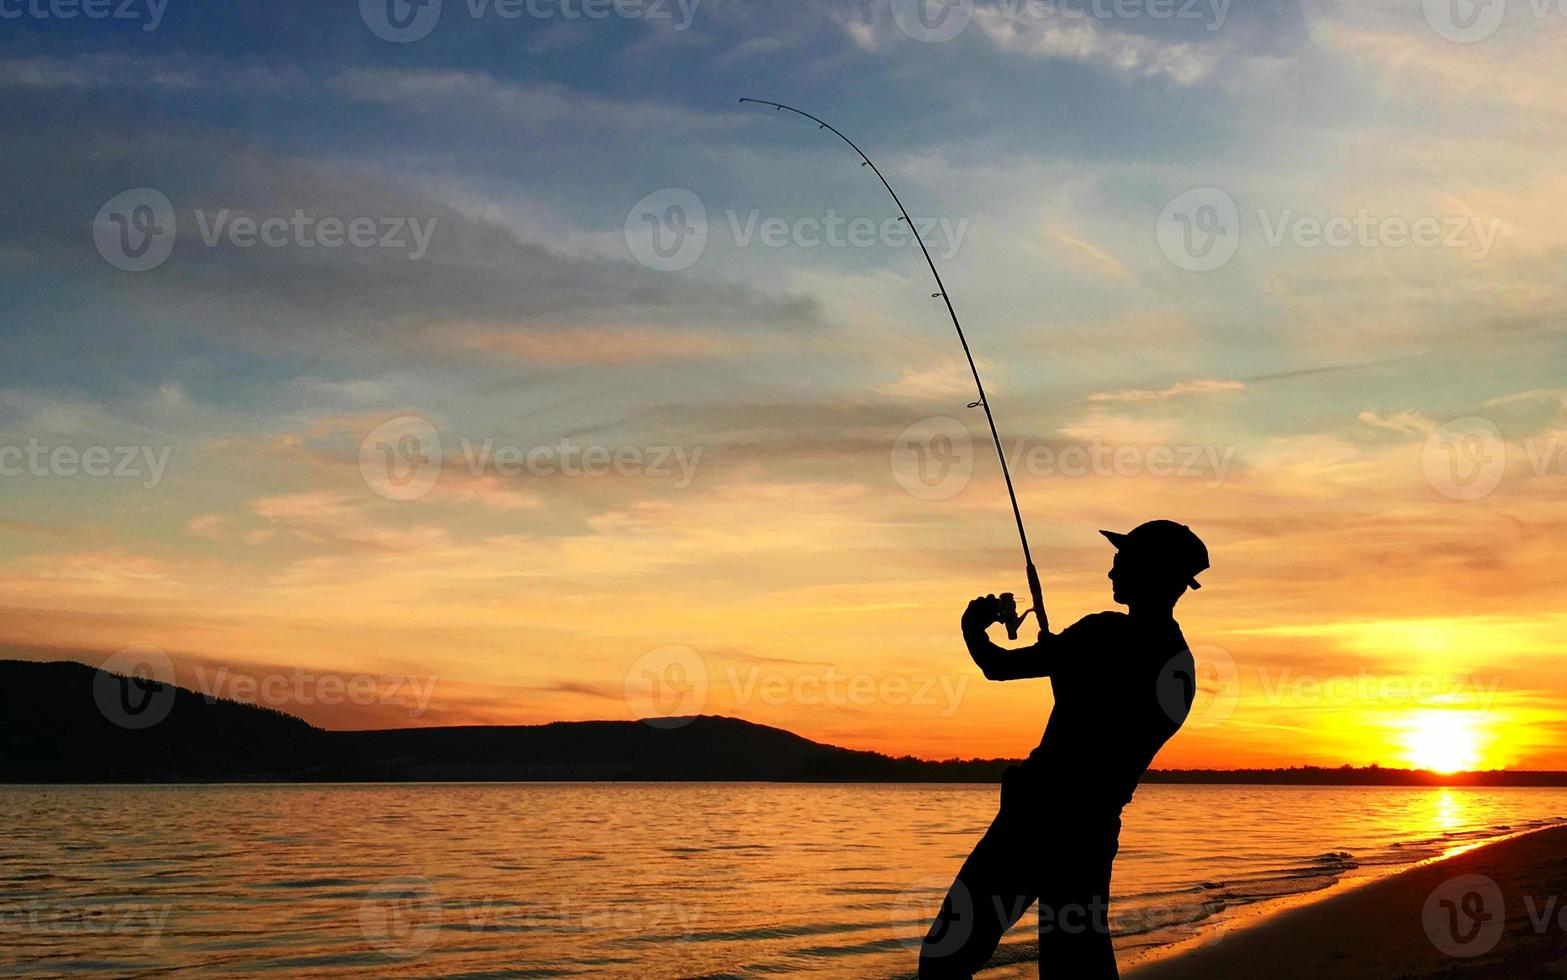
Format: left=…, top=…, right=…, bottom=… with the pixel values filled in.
left=1035, top=828, right=1119, bottom=980
left=918, top=810, right=1036, bottom=979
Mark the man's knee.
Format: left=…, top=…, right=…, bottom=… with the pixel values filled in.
left=1039, top=893, right=1111, bottom=936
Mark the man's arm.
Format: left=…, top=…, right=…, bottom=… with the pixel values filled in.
left=961, top=594, right=1059, bottom=681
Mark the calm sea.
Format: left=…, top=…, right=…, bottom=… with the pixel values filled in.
left=2, top=783, right=1565, bottom=977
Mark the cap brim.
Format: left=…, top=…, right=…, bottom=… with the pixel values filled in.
left=1100, top=530, right=1130, bottom=549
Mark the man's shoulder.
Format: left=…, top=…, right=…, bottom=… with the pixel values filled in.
left=1064, top=610, right=1129, bottom=636
left=1065, top=611, right=1190, bottom=646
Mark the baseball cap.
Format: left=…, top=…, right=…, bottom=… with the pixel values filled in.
left=1100, top=520, right=1210, bottom=590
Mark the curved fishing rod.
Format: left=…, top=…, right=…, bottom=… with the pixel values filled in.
left=739, top=97, right=1046, bottom=638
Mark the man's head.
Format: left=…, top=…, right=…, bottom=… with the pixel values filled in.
left=1102, top=520, right=1208, bottom=607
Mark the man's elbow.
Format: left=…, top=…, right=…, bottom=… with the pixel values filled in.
left=979, top=662, right=1012, bottom=682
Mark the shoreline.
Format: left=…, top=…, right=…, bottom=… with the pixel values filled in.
left=986, top=822, right=1567, bottom=978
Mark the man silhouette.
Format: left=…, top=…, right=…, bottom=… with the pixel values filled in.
left=918, top=520, right=1209, bottom=979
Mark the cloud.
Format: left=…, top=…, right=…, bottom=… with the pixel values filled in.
left=1089, top=379, right=1245, bottom=403
left=1046, top=228, right=1133, bottom=281
left=430, top=324, right=749, bottom=365
left=1356, top=410, right=1434, bottom=437
left=330, top=69, right=747, bottom=135
left=969, top=9, right=1223, bottom=84
left=186, top=514, right=227, bottom=541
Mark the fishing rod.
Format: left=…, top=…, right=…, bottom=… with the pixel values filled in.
left=739, top=98, right=1046, bottom=640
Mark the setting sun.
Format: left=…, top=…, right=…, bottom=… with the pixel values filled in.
left=1400, top=710, right=1487, bottom=773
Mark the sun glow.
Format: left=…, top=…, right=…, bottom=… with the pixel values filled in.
left=1400, top=710, right=1486, bottom=773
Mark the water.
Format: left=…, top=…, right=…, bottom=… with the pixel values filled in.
left=2, top=783, right=1565, bottom=977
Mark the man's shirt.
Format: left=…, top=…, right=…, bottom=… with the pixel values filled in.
left=1013, top=611, right=1195, bottom=813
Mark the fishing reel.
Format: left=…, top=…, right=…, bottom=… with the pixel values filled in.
left=993, top=592, right=1040, bottom=641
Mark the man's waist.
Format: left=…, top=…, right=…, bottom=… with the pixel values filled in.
left=1000, top=765, right=1130, bottom=819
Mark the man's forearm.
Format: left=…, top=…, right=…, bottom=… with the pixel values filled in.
left=964, top=629, right=1053, bottom=681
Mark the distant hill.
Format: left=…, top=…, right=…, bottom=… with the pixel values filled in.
left=0, top=659, right=1007, bottom=783
left=0, top=659, right=362, bottom=782
left=6, top=659, right=1567, bottom=785
left=337, top=718, right=1014, bottom=781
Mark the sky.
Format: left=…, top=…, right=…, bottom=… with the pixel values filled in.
left=2, top=0, right=1565, bottom=770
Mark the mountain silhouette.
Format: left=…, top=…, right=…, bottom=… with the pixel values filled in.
left=0, top=659, right=361, bottom=782
left=5, top=660, right=1566, bottom=785
left=0, top=660, right=1010, bottom=783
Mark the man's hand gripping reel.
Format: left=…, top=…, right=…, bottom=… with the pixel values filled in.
left=996, top=564, right=1048, bottom=641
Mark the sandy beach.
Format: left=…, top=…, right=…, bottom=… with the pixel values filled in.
left=1133, top=823, right=1567, bottom=979
left=1122, top=824, right=1567, bottom=978
left=984, top=824, right=1567, bottom=979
